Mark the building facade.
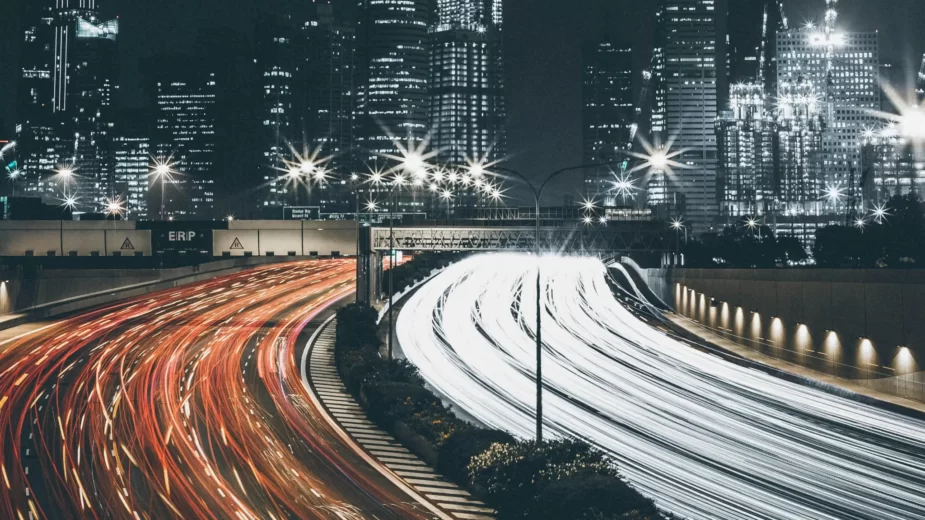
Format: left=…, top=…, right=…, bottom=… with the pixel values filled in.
left=716, top=83, right=775, bottom=217
left=581, top=41, right=633, bottom=204
left=652, top=0, right=720, bottom=232
left=113, top=136, right=150, bottom=220
left=861, top=129, right=925, bottom=204
left=256, top=12, right=301, bottom=214
left=70, top=16, right=119, bottom=211
left=154, top=67, right=217, bottom=220
left=777, top=25, right=880, bottom=214
left=355, top=0, right=432, bottom=159
left=16, top=0, right=58, bottom=202
left=775, top=77, right=825, bottom=215
left=303, top=4, right=358, bottom=214
left=429, top=0, right=506, bottom=167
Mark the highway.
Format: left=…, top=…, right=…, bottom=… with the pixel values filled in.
left=397, top=253, right=925, bottom=520
left=0, top=260, right=434, bottom=519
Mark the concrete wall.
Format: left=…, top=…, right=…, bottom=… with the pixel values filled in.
left=1, top=220, right=355, bottom=257
left=647, top=268, right=925, bottom=385
left=0, top=256, right=306, bottom=322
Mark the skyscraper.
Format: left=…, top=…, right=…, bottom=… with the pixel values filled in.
left=652, top=0, right=720, bottom=231
left=71, top=16, right=119, bottom=211
left=154, top=63, right=217, bottom=220
left=113, top=136, right=150, bottom=219
left=256, top=12, right=301, bottom=213
left=581, top=41, right=633, bottom=204
left=303, top=3, right=357, bottom=213
left=430, top=0, right=506, bottom=167
left=355, top=0, right=432, bottom=160
left=715, top=83, right=775, bottom=217
left=17, top=0, right=64, bottom=203
left=775, top=77, right=825, bottom=214
left=777, top=18, right=880, bottom=213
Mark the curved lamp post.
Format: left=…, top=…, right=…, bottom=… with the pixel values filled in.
left=487, top=160, right=624, bottom=443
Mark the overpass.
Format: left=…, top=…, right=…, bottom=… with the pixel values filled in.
left=357, top=222, right=677, bottom=303
left=1, top=219, right=677, bottom=306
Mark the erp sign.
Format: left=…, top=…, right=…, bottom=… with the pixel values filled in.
left=154, top=229, right=213, bottom=253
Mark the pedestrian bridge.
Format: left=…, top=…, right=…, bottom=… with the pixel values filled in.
left=357, top=223, right=677, bottom=303
left=369, top=223, right=674, bottom=253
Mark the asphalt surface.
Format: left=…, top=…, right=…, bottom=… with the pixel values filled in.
left=397, top=253, right=925, bottom=520
left=0, top=260, right=434, bottom=519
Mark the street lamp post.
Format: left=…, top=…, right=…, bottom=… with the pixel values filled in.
left=150, top=158, right=174, bottom=221
left=489, top=160, right=623, bottom=443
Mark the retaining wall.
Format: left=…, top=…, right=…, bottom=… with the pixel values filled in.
left=644, top=268, right=925, bottom=396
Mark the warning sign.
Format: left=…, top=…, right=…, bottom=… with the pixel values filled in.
left=120, top=238, right=135, bottom=250
left=230, top=237, right=244, bottom=250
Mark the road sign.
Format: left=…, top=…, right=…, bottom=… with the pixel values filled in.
left=284, top=206, right=321, bottom=220
left=153, top=229, right=213, bottom=254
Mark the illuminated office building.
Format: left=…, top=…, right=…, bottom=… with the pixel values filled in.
left=70, top=16, right=119, bottom=211
left=355, top=0, right=432, bottom=214
left=113, top=136, right=150, bottom=220
left=355, top=0, right=431, bottom=158
left=303, top=4, right=357, bottom=214
left=652, top=0, right=720, bottom=231
left=776, top=20, right=879, bottom=213
left=154, top=66, right=217, bottom=220
left=430, top=0, right=505, bottom=166
left=716, top=83, right=775, bottom=217
left=581, top=41, right=633, bottom=205
left=775, top=77, right=825, bottom=215
left=860, top=128, right=925, bottom=204
left=256, top=12, right=300, bottom=213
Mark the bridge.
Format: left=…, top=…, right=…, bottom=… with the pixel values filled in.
left=0, top=219, right=677, bottom=306
left=357, top=222, right=677, bottom=303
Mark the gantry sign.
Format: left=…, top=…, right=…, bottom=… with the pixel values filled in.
left=369, top=224, right=676, bottom=253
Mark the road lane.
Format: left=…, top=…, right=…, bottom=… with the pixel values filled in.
left=397, top=253, right=925, bottom=520
left=0, top=260, right=434, bottom=519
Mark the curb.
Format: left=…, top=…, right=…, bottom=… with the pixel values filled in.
left=303, top=316, right=495, bottom=520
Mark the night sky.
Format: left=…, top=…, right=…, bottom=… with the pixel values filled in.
left=2, top=0, right=925, bottom=202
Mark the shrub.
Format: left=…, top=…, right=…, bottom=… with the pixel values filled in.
left=469, top=440, right=647, bottom=519
left=532, top=473, right=658, bottom=520
left=438, top=429, right=517, bottom=485
left=335, top=303, right=380, bottom=352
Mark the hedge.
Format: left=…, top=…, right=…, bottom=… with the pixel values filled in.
left=386, top=251, right=467, bottom=296
left=331, top=255, right=673, bottom=520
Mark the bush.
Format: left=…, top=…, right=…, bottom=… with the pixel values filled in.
left=533, top=473, right=658, bottom=520
left=468, top=440, right=659, bottom=520
left=363, top=381, right=468, bottom=445
left=335, top=303, right=380, bottom=352
left=438, top=429, right=517, bottom=485
left=387, top=251, right=467, bottom=295
left=332, top=295, right=669, bottom=518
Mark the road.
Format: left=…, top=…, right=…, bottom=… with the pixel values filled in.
left=397, top=253, right=925, bottom=520
left=0, top=260, right=435, bottom=520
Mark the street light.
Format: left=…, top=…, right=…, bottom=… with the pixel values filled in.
left=149, top=157, right=176, bottom=221
left=671, top=217, right=688, bottom=243
left=745, top=216, right=763, bottom=240
left=104, top=197, right=126, bottom=219
left=871, top=203, right=890, bottom=224
left=485, top=159, right=625, bottom=443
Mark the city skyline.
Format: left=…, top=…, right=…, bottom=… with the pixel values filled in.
left=2, top=0, right=925, bottom=224
left=3, top=1, right=925, bottom=192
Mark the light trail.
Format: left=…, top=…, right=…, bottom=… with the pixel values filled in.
left=397, top=253, right=925, bottom=520
left=0, top=260, right=432, bottom=519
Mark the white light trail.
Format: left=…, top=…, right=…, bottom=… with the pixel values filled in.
left=397, top=254, right=925, bottom=520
